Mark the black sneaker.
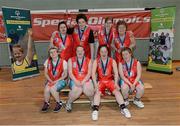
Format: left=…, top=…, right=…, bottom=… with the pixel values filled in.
left=53, top=101, right=63, bottom=113
left=41, top=102, right=50, bottom=112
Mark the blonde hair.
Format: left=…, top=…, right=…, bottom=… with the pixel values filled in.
left=12, top=44, right=24, bottom=53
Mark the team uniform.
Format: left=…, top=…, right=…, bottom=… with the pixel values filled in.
left=96, top=57, right=116, bottom=94
left=44, top=56, right=67, bottom=91
left=52, top=31, right=73, bottom=61
left=119, top=58, right=143, bottom=88
left=113, top=31, right=131, bottom=63
left=70, top=25, right=94, bottom=58
left=41, top=56, right=67, bottom=112
left=66, top=56, right=94, bottom=112
left=97, top=26, right=115, bottom=56
left=69, top=56, right=91, bottom=88
left=119, top=58, right=145, bottom=109
left=91, top=57, right=132, bottom=120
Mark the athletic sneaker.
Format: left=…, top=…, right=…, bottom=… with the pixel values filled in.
left=41, top=102, right=50, bottom=112
left=65, top=102, right=72, bottom=112
left=124, top=99, right=129, bottom=106
left=121, top=108, right=131, bottom=118
left=53, top=101, right=63, bottom=112
left=92, top=110, right=98, bottom=121
left=133, top=100, right=144, bottom=108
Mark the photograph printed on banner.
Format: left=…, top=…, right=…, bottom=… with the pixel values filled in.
left=10, top=28, right=38, bottom=74
left=148, top=29, right=174, bottom=65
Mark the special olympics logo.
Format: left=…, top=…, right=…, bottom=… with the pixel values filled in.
left=15, top=10, right=20, bottom=16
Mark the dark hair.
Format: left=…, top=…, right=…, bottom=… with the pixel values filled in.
left=99, top=44, right=108, bottom=51
left=120, top=47, right=133, bottom=58
left=76, top=13, right=88, bottom=23
left=58, top=21, right=67, bottom=31
left=105, top=17, right=113, bottom=23
left=76, top=45, right=85, bottom=51
left=12, top=44, right=24, bottom=53
left=116, top=20, right=127, bottom=31
left=98, top=44, right=110, bottom=56
left=48, top=46, right=59, bottom=58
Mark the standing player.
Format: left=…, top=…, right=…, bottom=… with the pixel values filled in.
left=112, top=20, right=136, bottom=63
left=68, top=14, right=94, bottom=60
left=50, top=21, right=73, bottom=61
left=96, top=17, right=115, bottom=57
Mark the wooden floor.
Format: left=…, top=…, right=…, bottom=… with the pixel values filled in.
left=0, top=63, right=180, bottom=125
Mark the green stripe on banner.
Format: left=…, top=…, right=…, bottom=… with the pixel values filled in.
left=13, top=70, right=40, bottom=80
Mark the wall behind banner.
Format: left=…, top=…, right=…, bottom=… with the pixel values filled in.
left=0, top=0, right=179, bottom=66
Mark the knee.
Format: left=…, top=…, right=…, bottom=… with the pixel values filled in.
left=44, top=87, right=50, bottom=93
left=83, top=88, right=94, bottom=97
left=94, top=90, right=101, bottom=96
left=84, top=91, right=94, bottom=97
left=71, top=86, right=82, bottom=94
left=121, top=85, right=129, bottom=92
left=136, top=85, right=144, bottom=93
left=112, top=89, right=119, bottom=95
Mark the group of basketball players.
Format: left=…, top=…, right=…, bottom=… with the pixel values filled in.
left=41, top=13, right=144, bottom=120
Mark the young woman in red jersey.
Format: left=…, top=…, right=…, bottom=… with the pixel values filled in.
left=68, top=14, right=94, bottom=60
left=119, top=47, right=144, bottom=108
left=91, top=45, right=131, bottom=121
left=65, top=45, right=94, bottom=112
left=96, top=17, right=115, bottom=57
left=112, top=20, right=136, bottom=63
left=50, top=21, right=73, bottom=61
left=41, top=46, right=67, bottom=113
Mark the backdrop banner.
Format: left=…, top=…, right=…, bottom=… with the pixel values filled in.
left=0, top=10, right=151, bottom=42
left=147, top=6, right=176, bottom=74
left=2, top=7, right=40, bottom=80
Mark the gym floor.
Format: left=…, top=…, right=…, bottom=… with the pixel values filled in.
left=0, top=63, right=180, bottom=125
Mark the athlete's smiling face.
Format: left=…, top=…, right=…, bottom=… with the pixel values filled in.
left=76, top=46, right=84, bottom=59
left=49, top=48, right=58, bottom=59
left=100, top=47, right=108, bottom=59
left=118, top=24, right=126, bottom=35
left=59, top=24, right=67, bottom=34
left=105, top=20, right=113, bottom=29
left=122, top=50, right=131, bottom=62
left=78, top=18, right=87, bottom=30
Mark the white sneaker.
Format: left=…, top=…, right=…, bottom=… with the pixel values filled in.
left=124, top=100, right=129, bottom=106
left=92, top=110, right=98, bottom=121
left=133, top=100, right=144, bottom=108
left=121, top=108, right=131, bottom=118
left=65, top=102, right=72, bottom=112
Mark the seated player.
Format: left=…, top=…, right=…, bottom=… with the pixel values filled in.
left=91, top=45, right=131, bottom=121
left=65, top=45, right=94, bottom=112
left=41, top=46, right=67, bottom=113
left=119, top=47, right=144, bottom=108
